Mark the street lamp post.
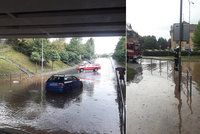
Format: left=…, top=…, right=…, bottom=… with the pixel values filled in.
left=188, top=0, right=194, bottom=24
left=188, top=0, right=194, bottom=50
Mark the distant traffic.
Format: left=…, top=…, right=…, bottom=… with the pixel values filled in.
left=77, top=61, right=101, bottom=73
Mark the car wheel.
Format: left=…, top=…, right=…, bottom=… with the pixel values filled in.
left=93, top=68, right=98, bottom=72
left=80, top=68, right=84, bottom=72
left=80, top=82, right=83, bottom=88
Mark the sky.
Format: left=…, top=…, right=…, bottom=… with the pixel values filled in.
left=127, top=0, right=200, bottom=39
left=64, top=37, right=120, bottom=55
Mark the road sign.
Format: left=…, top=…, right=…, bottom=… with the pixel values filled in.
left=173, top=23, right=190, bottom=41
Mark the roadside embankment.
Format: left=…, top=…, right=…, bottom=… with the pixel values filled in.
left=0, top=45, right=73, bottom=78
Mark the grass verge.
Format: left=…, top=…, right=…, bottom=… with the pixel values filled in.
left=127, top=67, right=136, bottom=82
left=0, top=59, right=20, bottom=73
left=0, top=45, right=69, bottom=74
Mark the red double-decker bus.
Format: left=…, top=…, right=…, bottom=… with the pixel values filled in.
left=127, top=38, right=142, bottom=61
left=127, top=39, right=142, bottom=60
left=127, top=24, right=142, bottom=62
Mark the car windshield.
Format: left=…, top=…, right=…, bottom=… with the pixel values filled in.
left=81, top=60, right=94, bottom=65
left=65, top=76, right=78, bottom=81
left=47, top=76, right=64, bottom=82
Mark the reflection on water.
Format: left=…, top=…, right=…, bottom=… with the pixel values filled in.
left=0, top=58, right=120, bottom=134
left=45, top=89, right=83, bottom=109
left=173, top=72, right=182, bottom=134
left=127, top=59, right=200, bottom=134
left=182, top=62, right=200, bottom=91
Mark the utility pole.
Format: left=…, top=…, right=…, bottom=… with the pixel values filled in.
left=41, top=38, right=44, bottom=107
left=188, top=0, right=191, bottom=50
left=42, top=39, right=44, bottom=73
left=179, top=0, right=183, bottom=91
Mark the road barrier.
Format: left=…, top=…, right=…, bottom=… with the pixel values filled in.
left=110, top=58, right=126, bottom=134
left=115, top=69, right=126, bottom=134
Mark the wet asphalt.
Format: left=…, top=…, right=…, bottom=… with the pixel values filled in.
left=0, top=58, right=120, bottom=134
left=127, top=59, right=200, bottom=134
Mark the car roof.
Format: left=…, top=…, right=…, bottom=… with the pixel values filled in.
left=52, top=74, right=77, bottom=77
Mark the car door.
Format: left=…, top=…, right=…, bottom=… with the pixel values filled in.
left=64, top=76, right=73, bottom=90
left=71, top=76, right=80, bottom=88
left=84, top=64, right=89, bottom=70
left=87, top=64, right=94, bottom=70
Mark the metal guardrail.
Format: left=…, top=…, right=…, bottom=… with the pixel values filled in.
left=110, top=58, right=126, bottom=134
left=115, top=70, right=126, bottom=134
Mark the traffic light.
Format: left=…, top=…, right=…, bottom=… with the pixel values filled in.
left=174, top=47, right=179, bottom=71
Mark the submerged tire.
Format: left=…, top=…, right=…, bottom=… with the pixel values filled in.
left=80, top=82, right=83, bottom=88
left=80, top=68, right=84, bottom=73
left=93, top=68, right=98, bottom=72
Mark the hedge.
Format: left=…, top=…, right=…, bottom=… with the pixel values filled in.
left=142, top=50, right=200, bottom=56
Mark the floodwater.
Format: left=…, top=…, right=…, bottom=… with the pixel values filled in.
left=0, top=58, right=120, bottom=134
left=127, top=59, right=200, bottom=134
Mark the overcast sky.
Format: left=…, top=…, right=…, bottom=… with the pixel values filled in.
left=127, top=0, right=200, bottom=39
left=65, top=37, right=120, bottom=55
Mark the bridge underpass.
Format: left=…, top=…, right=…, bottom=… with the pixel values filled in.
left=0, top=1, right=126, bottom=134
left=0, top=0, right=125, bottom=38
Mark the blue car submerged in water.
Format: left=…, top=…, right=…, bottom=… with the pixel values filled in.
left=45, top=74, right=83, bottom=93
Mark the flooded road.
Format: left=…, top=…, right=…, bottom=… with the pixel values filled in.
left=127, top=59, right=200, bottom=134
left=0, top=58, right=120, bottom=134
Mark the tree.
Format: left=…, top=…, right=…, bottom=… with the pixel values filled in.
left=5, top=37, right=94, bottom=67
left=157, top=37, right=168, bottom=50
left=9, top=39, right=32, bottom=55
left=6, top=38, right=52, bottom=65
left=30, top=52, right=41, bottom=73
left=67, top=51, right=81, bottom=64
left=30, top=39, right=51, bottom=61
left=60, top=51, right=70, bottom=64
left=140, top=36, right=158, bottom=50
left=5, top=39, right=19, bottom=46
left=113, top=37, right=125, bottom=62
left=167, top=39, right=171, bottom=50
left=66, top=37, right=82, bottom=54
left=47, top=50, right=60, bottom=70
left=66, top=37, right=95, bottom=61
left=192, top=21, right=200, bottom=50
left=51, top=38, right=67, bottom=53
left=84, top=38, right=95, bottom=59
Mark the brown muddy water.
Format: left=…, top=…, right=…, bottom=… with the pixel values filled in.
left=0, top=58, right=120, bottom=134
left=127, top=59, right=200, bottom=134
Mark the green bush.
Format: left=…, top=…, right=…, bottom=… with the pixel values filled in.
left=67, top=51, right=81, bottom=64
left=60, top=51, right=69, bottom=64
left=143, top=50, right=200, bottom=56
left=113, top=37, right=125, bottom=62
left=143, top=50, right=173, bottom=56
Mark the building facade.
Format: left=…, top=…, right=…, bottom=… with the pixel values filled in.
left=170, top=22, right=197, bottom=51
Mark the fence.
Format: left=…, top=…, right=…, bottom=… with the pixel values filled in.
left=0, top=73, right=31, bottom=82
left=110, top=57, right=126, bottom=134
left=115, top=69, right=126, bottom=134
